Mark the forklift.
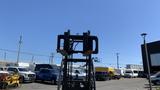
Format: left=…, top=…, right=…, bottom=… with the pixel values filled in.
left=57, top=30, right=98, bottom=90
left=0, top=72, right=20, bottom=89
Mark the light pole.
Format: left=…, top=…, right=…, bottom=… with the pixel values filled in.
left=141, top=33, right=152, bottom=90
left=116, top=53, right=119, bottom=69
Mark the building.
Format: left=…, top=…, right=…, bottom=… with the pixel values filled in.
left=0, top=60, right=16, bottom=66
left=126, top=64, right=143, bottom=71
left=141, top=40, right=160, bottom=73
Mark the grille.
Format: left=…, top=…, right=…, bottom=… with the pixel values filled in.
left=28, top=74, right=35, bottom=77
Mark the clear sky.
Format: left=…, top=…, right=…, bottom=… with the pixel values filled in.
left=0, top=0, right=160, bottom=67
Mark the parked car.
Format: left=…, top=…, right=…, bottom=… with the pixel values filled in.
left=138, top=71, right=146, bottom=78
left=124, top=69, right=138, bottom=78
left=7, top=67, right=36, bottom=83
left=151, top=71, right=160, bottom=85
left=36, top=69, right=59, bottom=85
left=34, top=64, right=59, bottom=79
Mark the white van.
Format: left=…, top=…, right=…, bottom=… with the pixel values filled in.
left=124, top=69, right=138, bottom=78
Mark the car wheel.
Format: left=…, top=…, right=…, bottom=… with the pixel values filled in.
left=153, top=82, right=157, bottom=85
left=13, top=83, right=19, bottom=87
left=51, top=80, right=56, bottom=85
left=41, top=80, right=44, bottom=83
left=19, top=76, right=24, bottom=83
left=31, top=79, right=35, bottom=83
left=155, top=81, right=160, bottom=85
left=2, top=82, right=8, bottom=89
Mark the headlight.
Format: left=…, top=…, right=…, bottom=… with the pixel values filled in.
left=24, top=74, right=28, bottom=77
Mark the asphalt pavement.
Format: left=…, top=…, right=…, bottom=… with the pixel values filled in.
left=12, top=78, right=159, bottom=90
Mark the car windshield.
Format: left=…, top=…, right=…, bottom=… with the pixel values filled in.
left=35, top=64, right=58, bottom=71
left=18, top=68, right=28, bottom=72
left=125, top=71, right=132, bottom=73
left=133, top=71, right=138, bottom=73
left=0, top=68, right=3, bottom=71
left=50, top=69, right=59, bottom=73
left=40, top=69, right=50, bottom=73
left=153, top=72, right=160, bottom=76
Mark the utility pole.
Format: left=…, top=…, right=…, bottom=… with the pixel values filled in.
left=116, top=53, right=119, bottom=69
left=31, top=55, right=34, bottom=63
left=50, top=53, right=54, bottom=64
left=141, top=33, right=152, bottom=90
left=2, top=52, right=7, bottom=66
left=17, top=35, right=22, bottom=66
left=4, top=52, right=6, bottom=61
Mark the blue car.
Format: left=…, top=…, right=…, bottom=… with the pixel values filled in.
left=36, top=69, right=59, bottom=85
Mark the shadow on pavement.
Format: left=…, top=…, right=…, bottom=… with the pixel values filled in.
left=34, top=80, right=56, bottom=86
left=144, top=84, right=160, bottom=90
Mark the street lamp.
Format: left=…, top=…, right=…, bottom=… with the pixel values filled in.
left=141, top=33, right=152, bottom=90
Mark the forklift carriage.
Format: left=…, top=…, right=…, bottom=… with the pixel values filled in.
left=57, top=30, right=98, bottom=90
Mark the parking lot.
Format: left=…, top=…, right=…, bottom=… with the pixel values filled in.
left=11, top=78, right=159, bottom=90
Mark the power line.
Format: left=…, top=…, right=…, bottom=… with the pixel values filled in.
left=0, top=48, right=50, bottom=57
left=0, top=48, right=64, bottom=59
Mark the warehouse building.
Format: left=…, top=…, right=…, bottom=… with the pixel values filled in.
left=141, top=40, right=160, bottom=73
left=126, top=64, right=143, bottom=71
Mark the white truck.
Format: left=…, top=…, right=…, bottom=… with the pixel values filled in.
left=7, top=67, right=36, bottom=83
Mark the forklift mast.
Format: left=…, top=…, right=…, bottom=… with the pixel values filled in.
left=57, top=30, right=98, bottom=90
